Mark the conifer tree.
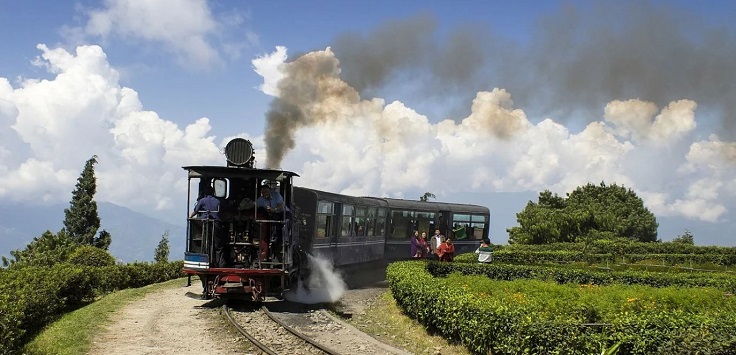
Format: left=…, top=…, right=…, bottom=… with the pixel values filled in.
left=420, top=192, right=436, bottom=202
left=95, top=229, right=112, bottom=250
left=63, top=155, right=104, bottom=246
left=154, top=231, right=170, bottom=263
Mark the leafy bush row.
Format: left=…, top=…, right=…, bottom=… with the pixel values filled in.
left=430, top=260, right=736, bottom=292
left=489, top=249, right=736, bottom=266
left=0, top=261, right=183, bottom=354
left=498, top=240, right=736, bottom=257
left=387, top=261, right=736, bottom=354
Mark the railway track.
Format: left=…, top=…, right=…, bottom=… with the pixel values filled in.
left=223, top=303, right=341, bottom=355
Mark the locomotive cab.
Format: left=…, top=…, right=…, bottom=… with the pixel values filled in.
left=182, top=138, right=304, bottom=300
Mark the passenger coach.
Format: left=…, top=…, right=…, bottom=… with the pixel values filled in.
left=293, top=187, right=490, bottom=265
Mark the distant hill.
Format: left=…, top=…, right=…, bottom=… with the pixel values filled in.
left=0, top=202, right=186, bottom=263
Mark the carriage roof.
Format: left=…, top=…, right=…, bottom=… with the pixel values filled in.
left=182, top=166, right=299, bottom=182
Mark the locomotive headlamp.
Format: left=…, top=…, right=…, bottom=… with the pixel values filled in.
left=224, top=138, right=254, bottom=167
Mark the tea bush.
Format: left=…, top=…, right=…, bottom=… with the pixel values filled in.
left=387, top=260, right=736, bottom=354
left=427, top=261, right=736, bottom=292
left=0, top=260, right=183, bottom=354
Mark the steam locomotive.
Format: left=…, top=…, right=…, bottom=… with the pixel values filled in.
left=182, top=138, right=490, bottom=300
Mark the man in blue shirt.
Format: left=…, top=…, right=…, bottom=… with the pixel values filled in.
left=256, top=184, right=289, bottom=214
left=257, top=184, right=291, bottom=262
left=191, top=186, right=220, bottom=220
left=190, top=185, right=226, bottom=267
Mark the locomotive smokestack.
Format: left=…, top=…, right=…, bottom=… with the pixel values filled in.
left=264, top=48, right=360, bottom=169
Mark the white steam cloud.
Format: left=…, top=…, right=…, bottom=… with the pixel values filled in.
left=284, top=255, right=346, bottom=304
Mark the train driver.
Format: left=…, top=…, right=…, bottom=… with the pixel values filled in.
left=257, top=184, right=292, bottom=255
left=256, top=184, right=289, bottom=215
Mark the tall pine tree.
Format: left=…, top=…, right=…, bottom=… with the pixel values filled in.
left=63, top=155, right=111, bottom=249
left=154, top=231, right=170, bottom=263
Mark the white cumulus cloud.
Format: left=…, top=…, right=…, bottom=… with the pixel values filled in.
left=0, top=44, right=224, bottom=219
left=68, top=0, right=252, bottom=69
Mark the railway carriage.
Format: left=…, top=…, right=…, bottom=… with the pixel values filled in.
left=293, top=188, right=389, bottom=267
left=182, top=138, right=490, bottom=301
left=376, top=198, right=490, bottom=259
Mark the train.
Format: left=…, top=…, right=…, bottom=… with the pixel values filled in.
left=182, top=138, right=490, bottom=300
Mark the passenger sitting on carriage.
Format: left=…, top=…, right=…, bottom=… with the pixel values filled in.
left=436, top=238, right=455, bottom=262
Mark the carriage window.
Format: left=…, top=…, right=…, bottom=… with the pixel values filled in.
left=454, top=214, right=471, bottom=222
left=416, top=212, right=435, bottom=237
left=355, top=207, right=368, bottom=236
left=316, top=201, right=335, bottom=239
left=318, top=201, right=334, bottom=214
left=366, top=208, right=377, bottom=236
left=452, top=213, right=486, bottom=240
left=376, top=208, right=386, bottom=236
left=341, top=204, right=355, bottom=237
left=389, top=210, right=435, bottom=239
left=390, top=210, right=413, bottom=239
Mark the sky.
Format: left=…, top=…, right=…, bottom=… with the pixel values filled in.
left=1, top=0, right=736, bottom=246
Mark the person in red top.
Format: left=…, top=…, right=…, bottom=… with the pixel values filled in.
left=418, top=231, right=430, bottom=258
left=436, top=238, right=455, bottom=262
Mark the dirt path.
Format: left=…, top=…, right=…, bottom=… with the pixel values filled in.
left=89, top=281, right=397, bottom=355
left=88, top=285, right=238, bottom=355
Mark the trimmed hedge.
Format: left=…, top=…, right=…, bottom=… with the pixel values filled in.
left=387, top=260, right=736, bottom=354
left=482, top=249, right=736, bottom=267
left=495, top=241, right=736, bottom=266
left=0, top=261, right=183, bottom=354
left=430, top=260, right=736, bottom=293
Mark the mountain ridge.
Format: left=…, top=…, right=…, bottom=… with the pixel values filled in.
left=0, top=202, right=186, bottom=263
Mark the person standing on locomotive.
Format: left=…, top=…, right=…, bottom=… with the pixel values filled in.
left=256, top=184, right=291, bottom=259
left=190, top=185, right=227, bottom=267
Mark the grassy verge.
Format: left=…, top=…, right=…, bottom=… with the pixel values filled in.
left=343, top=291, right=470, bottom=355
left=24, top=277, right=192, bottom=355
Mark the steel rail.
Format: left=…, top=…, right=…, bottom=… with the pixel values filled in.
left=261, top=306, right=342, bottom=355
left=222, top=304, right=278, bottom=355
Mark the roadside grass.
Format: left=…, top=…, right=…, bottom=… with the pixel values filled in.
left=346, top=291, right=470, bottom=355
left=24, top=277, right=191, bottom=355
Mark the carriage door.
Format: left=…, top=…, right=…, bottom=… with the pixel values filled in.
left=437, top=211, right=451, bottom=239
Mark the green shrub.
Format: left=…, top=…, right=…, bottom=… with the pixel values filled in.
left=67, top=245, right=116, bottom=267
left=427, top=261, right=736, bottom=292
left=0, top=290, right=24, bottom=354
left=388, top=260, right=736, bottom=354
left=0, top=260, right=183, bottom=354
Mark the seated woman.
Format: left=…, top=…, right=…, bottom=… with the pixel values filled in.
left=436, top=238, right=455, bottom=262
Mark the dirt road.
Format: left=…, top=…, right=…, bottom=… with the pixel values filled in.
left=88, top=281, right=395, bottom=355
